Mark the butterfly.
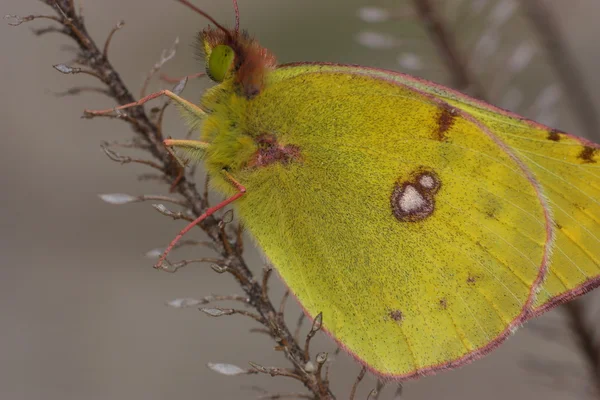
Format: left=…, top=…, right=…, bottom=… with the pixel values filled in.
left=86, top=0, right=600, bottom=380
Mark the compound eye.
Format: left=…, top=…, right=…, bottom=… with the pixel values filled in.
left=207, top=44, right=235, bottom=82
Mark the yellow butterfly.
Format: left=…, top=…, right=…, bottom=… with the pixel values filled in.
left=86, top=0, right=600, bottom=380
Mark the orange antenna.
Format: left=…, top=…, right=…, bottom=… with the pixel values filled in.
left=175, top=0, right=231, bottom=37
left=233, top=0, right=240, bottom=34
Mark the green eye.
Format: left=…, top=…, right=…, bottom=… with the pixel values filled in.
left=207, top=45, right=235, bottom=82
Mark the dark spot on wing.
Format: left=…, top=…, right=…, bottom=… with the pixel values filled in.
left=578, top=146, right=598, bottom=164
left=434, top=104, right=457, bottom=141
left=391, top=168, right=441, bottom=223
left=439, top=298, right=448, bottom=309
left=547, top=129, right=562, bottom=142
left=554, top=220, right=563, bottom=230
left=390, top=310, right=404, bottom=322
left=249, top=133, right=302, bottom=167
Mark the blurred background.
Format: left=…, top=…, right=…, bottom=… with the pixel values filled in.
left=2, top=0, right=600, bottom=399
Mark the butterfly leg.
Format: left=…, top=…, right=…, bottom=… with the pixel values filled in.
left=154, top=170, right=246, bottom=270
left=163, top=139, right=210, bottom=191
left=84, top=80, right=207, bottom=191
left=83, top=79, right=205, bottom=121
left=163, top=139, right=210, bottom=162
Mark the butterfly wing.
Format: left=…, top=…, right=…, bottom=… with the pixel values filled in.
left=497, top=130, right=600, bottom=314
left=321, top=63, right=600, bottom=316
left=222, top=67, right=554, bottom=378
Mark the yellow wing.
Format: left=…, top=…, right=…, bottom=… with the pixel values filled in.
left=466, top=112, right=600, bottom=315
left=202, top=67, right=554, bottom=378
left=334, top=63, right=600, bottom=316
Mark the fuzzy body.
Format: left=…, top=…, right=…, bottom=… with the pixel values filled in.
left=195, top=61, right=600, bottom=378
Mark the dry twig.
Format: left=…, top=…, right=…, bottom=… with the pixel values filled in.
left=12, top=2, right=334, bottom=398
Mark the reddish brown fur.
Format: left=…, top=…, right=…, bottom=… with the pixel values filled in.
left=200, top=28, right=277, bottom=98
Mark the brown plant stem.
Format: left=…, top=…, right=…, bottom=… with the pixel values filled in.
left=563, top=299, right=600, bottom=398
left=24, top=1, right=334, bottom=398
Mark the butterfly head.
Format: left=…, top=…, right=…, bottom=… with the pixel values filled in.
left=200, top=27, right=276, bottom=99
left=176, top=1, right=276, bottom=99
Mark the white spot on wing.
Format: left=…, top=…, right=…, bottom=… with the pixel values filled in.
left=399, top=185, right=426, bottom=212
left=419, top=175, right=435, bottom=189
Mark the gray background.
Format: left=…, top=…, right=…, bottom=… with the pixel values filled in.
left=2, top=1, right=600, bottom=399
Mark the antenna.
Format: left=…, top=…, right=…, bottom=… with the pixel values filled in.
left=233, top=0, right=240, bottom=34
left=175, top=0, right=231, bottom=37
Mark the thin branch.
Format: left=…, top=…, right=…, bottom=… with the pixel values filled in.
left=249, top=362, right=304, bottom=381
left=158, top=257, right=224, bottom=274
left=370, top=380, right=384, bottom=400
left=102, top=138, right=150, bottom=150
left=151, top=203, right=195, bottom=222
left=349, top=367, right=367, bottom=400
left=202, top=173, right=210, bottom=208
left=140, top=37, right=179, bottom=98
left=409, top=0, right=486, bottom=98
left=103, top=20, right=124, bottom=58
left=564, top=300, right=600, bottom=397
left=394, top=384, right=403, bottom=399
left=31, top=25, right=68, bottom=36
left=294, top=313, right=306, bottom=342
left=235, top=222, right=244, bottom=255
left=145, top=239, right=216, bottom=259
left=49, top=86, right=111, bottom=97
left=16, top=2, right=334, bottom=398
left=304, top=313, right=323, bottom=361
left=199, top=294, right=250, bottom=305
left=53, top=63, right=106, bottom=83
left=219, top=221, right=234, bottom=256
left=315, top=352, right=328, bottom=393
left=262, top=266, right=274, bottom=302
left=257, top=394, right=314, bottom=400
left=47, top=2, right=92, bottom=50
left=279, top=290, right=290, bottom=316
left=101, top=143, right=165, bottom=171
left=324, top=347, right=341, bottom=385
left=201, top=307, right=265, bottom=324
left=4, top=13, right=62, bottom=26
left=138, top=195, right=189, bottom=206
left=100, top=193, right=189, bottom=208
